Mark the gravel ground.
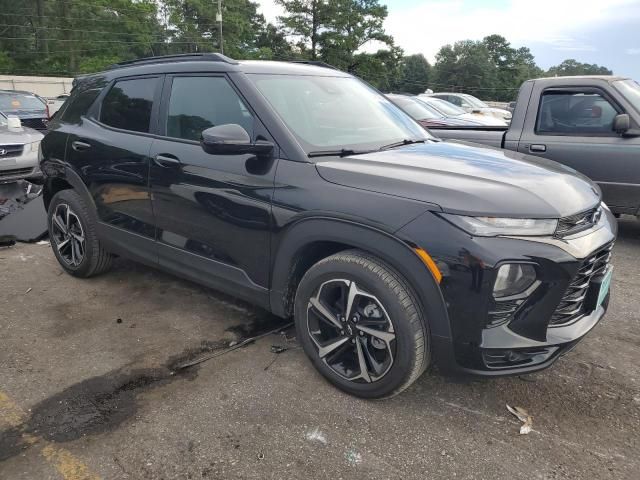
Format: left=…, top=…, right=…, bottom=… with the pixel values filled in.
left=0, top=217, right=639, bottom=480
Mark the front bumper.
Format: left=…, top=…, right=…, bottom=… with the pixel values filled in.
left=0, top=148, right=40, bottom=183
left=399, top=207, right=617, bottom=376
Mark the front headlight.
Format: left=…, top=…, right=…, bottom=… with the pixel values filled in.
left=439, top=213, right=558, bottom=236
left=24, top=140, right=41, bottom=154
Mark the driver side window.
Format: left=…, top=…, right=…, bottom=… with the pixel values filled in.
left=536, top=91, right=619, bottom=136
left=165, top=76, right=254, bottom=142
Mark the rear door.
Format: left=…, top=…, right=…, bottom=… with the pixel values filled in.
left=65, top=75, right=162, bottom=263
left=148, top=73, right=278, bottom=306
left=518, top=87, right=640, bottom=213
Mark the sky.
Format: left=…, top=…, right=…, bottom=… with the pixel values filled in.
left=257, top=0, right=640, bottom=79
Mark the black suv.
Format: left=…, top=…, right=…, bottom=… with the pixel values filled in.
left=40, top=54, right=617, bottom=398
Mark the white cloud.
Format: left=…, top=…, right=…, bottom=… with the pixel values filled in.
left=626, top=47, right=640, bottom=55
left=383, top=0, right=640, bottom=61
left=257, top=1, right=284, bottom=24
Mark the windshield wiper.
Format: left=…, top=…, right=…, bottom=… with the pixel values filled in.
left=379, top=139, right=426, bottom=150
left=307, top=148, right=374, bottom=158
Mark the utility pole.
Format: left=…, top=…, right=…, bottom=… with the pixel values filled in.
left=217, top=0, right=223, bottom=55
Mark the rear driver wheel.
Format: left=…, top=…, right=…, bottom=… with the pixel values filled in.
left=48, top=189, right=113, bottom=277
left=294, top=250, right=430, bottom=398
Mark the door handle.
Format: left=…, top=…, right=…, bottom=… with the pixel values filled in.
left=153, top=154, right=181, bottom=168
left=529, top=144, right=547, bottom=152
left=71, top=140, right=91, bottom=151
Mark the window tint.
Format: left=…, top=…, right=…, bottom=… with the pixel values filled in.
left=166, top=76, right=254, bottom=141
left=61, top=88, right=101, bottom=124
left=100, top=77, right=158, bottom=133
left=537, top=91, right=619, bottom=135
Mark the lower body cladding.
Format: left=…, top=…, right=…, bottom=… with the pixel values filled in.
left=400, top=208, right=618, bottom=376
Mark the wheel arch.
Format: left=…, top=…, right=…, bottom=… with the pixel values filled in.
left=270, top=217, right=452, bottom=339
left=44, top=167, right=96, bottom=214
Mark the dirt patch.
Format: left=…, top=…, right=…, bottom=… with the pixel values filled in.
left=0, top=315, right=293, bottom=463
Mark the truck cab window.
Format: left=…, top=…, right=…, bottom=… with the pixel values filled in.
left=536, top=91, right=619, bottom=135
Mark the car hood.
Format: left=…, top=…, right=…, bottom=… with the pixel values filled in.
left=315, top=141, right=600, bottom=218
left=0, top=125, right=44, bottom=143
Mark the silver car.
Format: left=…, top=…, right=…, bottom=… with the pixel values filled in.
left=0, top=114, right=44, bottom=183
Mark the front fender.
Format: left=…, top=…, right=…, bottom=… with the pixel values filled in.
left=269, top=216, right=452, bottom=340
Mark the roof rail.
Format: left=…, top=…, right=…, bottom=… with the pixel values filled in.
left=289, top=60, right=339, bottom=70
left=107, top=53, right=238, bottom=70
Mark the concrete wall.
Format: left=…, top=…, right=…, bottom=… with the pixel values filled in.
left=0, top=75, right=74, bottom=98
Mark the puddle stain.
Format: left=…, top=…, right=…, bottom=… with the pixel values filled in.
left=0, top=180, right=48, bottom=242
left=0, top=314, right=292, bottom=463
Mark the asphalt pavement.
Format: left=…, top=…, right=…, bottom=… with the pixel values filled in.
left=1, top=217, right=639, bottom=480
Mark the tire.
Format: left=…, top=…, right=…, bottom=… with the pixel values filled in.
left=294, top=249, right=430, bottom=399
left=47, top=189, right=113, bottom=277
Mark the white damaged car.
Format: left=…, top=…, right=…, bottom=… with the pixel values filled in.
left=0, top=114, right=44, bottom=183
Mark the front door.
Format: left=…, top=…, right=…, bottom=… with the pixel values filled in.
left=149, top=74, right=277, bottom=306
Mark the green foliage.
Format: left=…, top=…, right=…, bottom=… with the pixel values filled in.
left=0, top=0, right=614, bottom=102
left=394, top=54, right=431, bottom=94
left=546, top=59, right=613, bottom=77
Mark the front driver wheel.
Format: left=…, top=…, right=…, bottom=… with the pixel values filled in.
left=294, top=250, right=430, bottom=398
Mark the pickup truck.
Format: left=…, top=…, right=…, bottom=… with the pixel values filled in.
left=431, top=76, right=640, bottom=216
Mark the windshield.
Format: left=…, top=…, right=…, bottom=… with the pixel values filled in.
left=249, top=74, right=431, bottom=153
left=420, top=97, right=466, bottom=116
left=0, top=113, right=6, bottom=126
left=0, top=93, right=46, bottom=112
left=613, top=79, right=640, bottom=114
left=461, top=94, right=488, bottom=108
left=387, top=96, right=442, bottom=120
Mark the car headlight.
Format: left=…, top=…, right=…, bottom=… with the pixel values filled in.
left=24, top=140, right=41, bottom=154
left=439, top=213, right=558, bottom=236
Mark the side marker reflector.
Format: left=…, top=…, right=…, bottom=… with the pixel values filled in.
left=414, top=247, right=442, bottom=283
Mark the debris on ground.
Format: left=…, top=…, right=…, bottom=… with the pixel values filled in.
left=172, top=322, right=294, bottom=371
left=270, top=345, right=288, bottom=354
left=305, top=427, right=327, bottom=445
left=344, top=448, right=362, bottom=466
left=506, top=404, right=533, bottom=434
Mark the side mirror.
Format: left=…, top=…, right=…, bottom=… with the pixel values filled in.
left=613, top=114, right=630, bottom=134
left=7, top=115, right=22, bottom=129
left=201, top=124, right=274, bottom=156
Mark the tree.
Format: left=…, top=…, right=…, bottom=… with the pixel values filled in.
left=394, top=54, right=430, bottom=94
left=482, top=34, right=542, bottom=101
left=546, top=59, right=613, bottom=76
left=432, top=40, right=498, bottom=97
left=275, top=0, right=331, bottom=60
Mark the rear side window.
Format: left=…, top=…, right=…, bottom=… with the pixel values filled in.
left=100, top=77, right=158, bottom=133
left=536, top=91, right=619, bottom=135
left=165, top=76, right=254, bottom=141
left=61, top=88, right=102, bottom=124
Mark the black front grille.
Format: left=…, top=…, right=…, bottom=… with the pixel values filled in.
left=20, top=117, right=48, bottom=131
left=555, top=207, right=600, bottom=237
left=487, top=298, right=523, bottom=327
left=483, top=347, right=558, bottom=369
left=550, top=242, right=613, bottom=326
left=0, top=144, right=24, bottom=158
left=0, top=167, right=33, bottom=178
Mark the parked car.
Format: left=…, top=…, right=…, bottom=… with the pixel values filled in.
left=416, top=96, right=508, bottom=126
left=0, top=90, right=49, bottom=131
left=46, top=94, right=70, bottom=116
left=386, top=94, right=483, bottom=127
left=0, top=113, right=44, bottom=183
left=41, top=54, right=616, bottom=398
left=425, top=92, right=512, bottom=122
left=430, top=76, right=640, bottom=217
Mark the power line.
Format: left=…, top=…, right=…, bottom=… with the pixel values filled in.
left=0, top=36, right=212, bottom=45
